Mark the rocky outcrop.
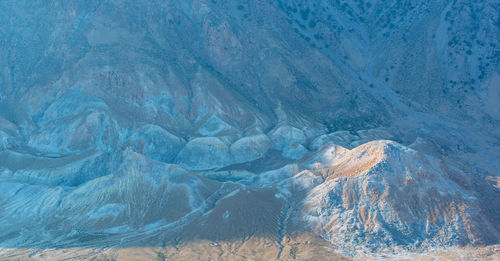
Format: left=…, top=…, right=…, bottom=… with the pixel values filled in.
left=230, top=134, right=271, bottom=164
left=282, top=142, right=309, bottom=160
left=302, top=141, right=499, bottom=256
left=270, top=125, right=307, bottom=151
left=128, top=124, right=184, bottom=163
left=175, top=137, right=232, bottom=170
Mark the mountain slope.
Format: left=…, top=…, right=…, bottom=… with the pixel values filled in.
left=0, top=0, right=499, bottom=259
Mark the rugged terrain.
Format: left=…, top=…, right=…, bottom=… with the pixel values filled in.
left=0, top=0, right=499, bottom=260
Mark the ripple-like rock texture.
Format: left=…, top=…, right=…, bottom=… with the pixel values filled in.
left=0, top=0, right=499, bottom=260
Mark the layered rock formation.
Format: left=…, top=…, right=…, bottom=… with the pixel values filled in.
left=0, top=0, right=499, bottom=259
left=302, top=141, right=498, bottom=255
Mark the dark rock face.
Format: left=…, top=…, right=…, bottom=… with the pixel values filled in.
left=0, top=0, right=499, bottom=258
